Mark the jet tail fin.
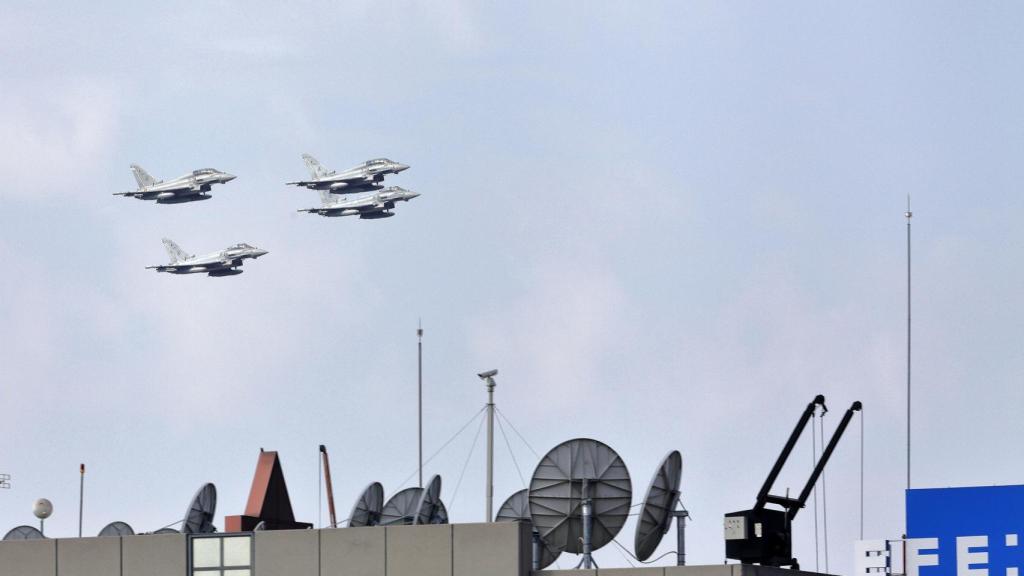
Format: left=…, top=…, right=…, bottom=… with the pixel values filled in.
left=131, top=164, right=159, bottom=188
left=302, top=154, right=332, bottom=179
left=162, top=238, right=190, bottom=264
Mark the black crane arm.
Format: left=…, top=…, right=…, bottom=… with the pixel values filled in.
left=789, top=401, right=863, bottom=520
left=754, top=395, right=826, bottom=511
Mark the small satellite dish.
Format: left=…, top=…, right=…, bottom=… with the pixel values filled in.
left=182, top=483, right=217, bottom=534
left=253, top=521, right=267, bottom=531
left=634, top=450, right=682, bottom=561
left=495, top=489, right=530, bottom=522
left=414, top=475, right=448, bottom=525
left=379, top=487, right=423, bottom=526
left=3, top=525, right=44, bottom=540
left=348, top=482, right=384, bottom=527
left=528, top=438, right=632, bottom=567
left=153, top=528, right=178, bottom=534
left=98, top=521, right=135, bottom=537
left=495, top=489, right=561, bottom=570
left=33, top=498, right=53, bottom=520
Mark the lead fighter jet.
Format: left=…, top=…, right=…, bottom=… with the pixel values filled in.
left=114, top=165, right=236, bottom=204
left=286, top=154, right=409, bottom=193
left=298, top=187, right=420, bottom=219
left=147, top=239, right=268, bottom=277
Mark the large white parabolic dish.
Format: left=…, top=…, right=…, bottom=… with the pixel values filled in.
left=380, top=487, right=423, bottom=526
left=634, top=450, right=682, bottom=561
left=527, top=438, right=632, bottom=555
left=98, top=521, right=135, bottom=537
left=414, top=475, right=448, bottom=525
left=182, top=483, right=217, bottom=534
left=348, top=482, right=385, bottom=527
left=3, top=525, right=44, bottom=540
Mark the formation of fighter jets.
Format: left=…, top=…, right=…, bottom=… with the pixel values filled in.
left=119, top=155, right=418, bottom=277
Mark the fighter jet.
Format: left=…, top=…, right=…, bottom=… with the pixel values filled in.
left=115, top=165, right=236, bottom=203
left=286, top=154, right=409, bottom=193
left=298, top=187, right=420, bottom=219
left=147, top=239, right=268, bottom=277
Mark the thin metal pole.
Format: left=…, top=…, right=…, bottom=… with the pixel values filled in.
left=320, top=445, right=337, bottom=528
left=78, top=463, right=84, bottom=538
left=906, top=196, right=912, bottom=493
left=675, top=510, right=689, bottom=566
left=418, top=321, right=423, bottom=488
left=485, top=377, right=496, bottom=522
left=532, top=529, right=541, bottom=571
left=860, top=407, right=864, bottom=539
left=318, top=449, right=322, bottom=528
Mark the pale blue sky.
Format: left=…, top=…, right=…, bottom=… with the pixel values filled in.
left=2, top=2, right=1022, bottom=572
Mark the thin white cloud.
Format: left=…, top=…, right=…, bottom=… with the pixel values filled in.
left=0, top=78, right=121, bottom=200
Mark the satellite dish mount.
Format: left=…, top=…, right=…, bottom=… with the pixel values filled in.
left=578, top=479, right=596, bottom=569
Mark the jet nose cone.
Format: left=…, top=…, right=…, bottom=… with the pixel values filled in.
left=407, top=191, right=420, bottom=199
left=394, top=163, right=410, bottom=173
left=253, top=249, right=268, bottom=258
left=222, top=173, right=237, bottom=182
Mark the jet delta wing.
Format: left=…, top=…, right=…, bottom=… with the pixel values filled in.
left=115, top=165, right=236, bottom=204
left=286, top=154, right=409, bottom=193
left=298, top=186, right=420, bottom=219
left=147, top=239, right=268, bottom=277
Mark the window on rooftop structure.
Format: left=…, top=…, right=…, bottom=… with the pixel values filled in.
left=190, top=534, right=252, bottom=576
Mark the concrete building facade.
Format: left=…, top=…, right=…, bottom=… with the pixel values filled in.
left=0, top=522, right=826, bottom=576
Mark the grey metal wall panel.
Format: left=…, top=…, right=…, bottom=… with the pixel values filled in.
left=735, top=566, right=831, bottom=576
left=385, top=524, right=451, bottom=576
left=320, top=527, right=386, bottom=576
left=0, top=539, right=56, bottom=576
left=664, top=566, right=740, bottom=576
left=254, top=529, right=319, bottom=576
left=122, top=533, right=186, bottom=576
left=56, top=537, right=119, bottom=576
left=452, top=522, right=525, bottom=576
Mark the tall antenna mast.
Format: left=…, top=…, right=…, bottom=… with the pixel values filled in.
left=905, top=195, right=913, bottom=493
left=418, top=320, right=424, bottom=489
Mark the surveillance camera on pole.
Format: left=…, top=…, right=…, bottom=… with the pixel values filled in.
left=478, top=369, right=498, bottom=521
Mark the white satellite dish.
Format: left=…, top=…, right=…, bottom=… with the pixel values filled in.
left=413, top=475, right=448, bottom=525
left=98, top=521, right=135, bottom=537
left=528, top=438, right=632, bottom=569
left=495, top=489, right=560, bottom=570
left=379, top=487, right=423, bottom=526
left=634, top=450, right=683, bottom=562
left=181, top=483, right=217, bottom=534
left=348, top=482, right=384, bottom=527
left=3, top=525, right=44, bottom=540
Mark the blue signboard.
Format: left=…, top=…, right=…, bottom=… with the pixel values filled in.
left=907, top=485, right=1024, bottom=576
